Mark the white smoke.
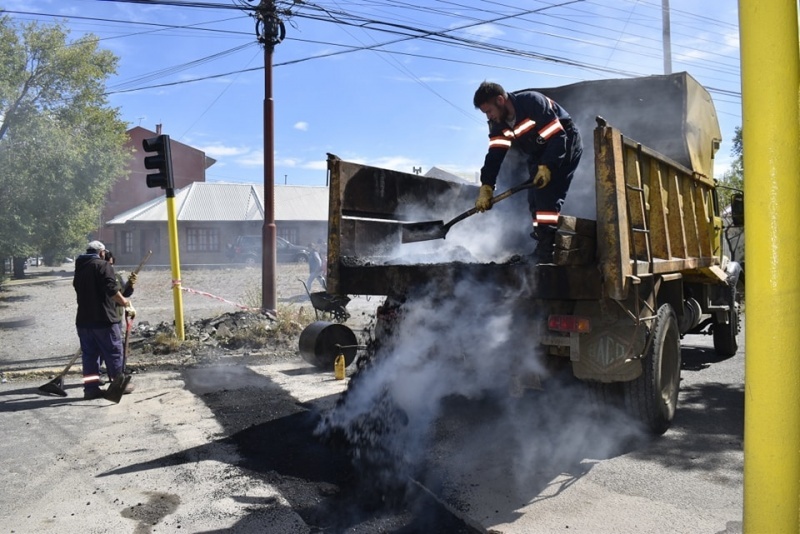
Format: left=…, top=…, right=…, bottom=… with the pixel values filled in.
left=318, top=275, right=644, bottom=497
left=376, top=148, right=540, bottom=266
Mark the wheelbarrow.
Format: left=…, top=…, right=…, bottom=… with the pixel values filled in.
left=299, top=279, right=351, bottom=323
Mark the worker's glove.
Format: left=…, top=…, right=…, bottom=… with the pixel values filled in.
left=475, top=184, right=495, bottom=212
left=124, top=301, right=136, bottom=319
left=128, top=272, right=137, bottom=287
left=533, top=165, right=551, bottom=189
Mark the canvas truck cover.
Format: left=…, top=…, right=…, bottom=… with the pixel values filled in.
left=522, top=72, right=721, bottom=220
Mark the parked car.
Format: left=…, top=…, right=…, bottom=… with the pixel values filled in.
left=227, top=235, right=311, bottom=264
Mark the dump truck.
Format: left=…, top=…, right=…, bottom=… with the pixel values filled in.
left=313, top=72, right=743, bottom=435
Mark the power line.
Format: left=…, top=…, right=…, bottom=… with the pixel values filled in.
left=108, top=42, right=257, bottom=91
left=0, top=9, right=252, bottom=37
left=9, top=2, right=742, bottom=100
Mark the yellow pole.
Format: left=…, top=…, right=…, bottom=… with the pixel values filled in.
left=165, top=194, right=185, bottom=341
left=740, top=1, right=800, bottom=531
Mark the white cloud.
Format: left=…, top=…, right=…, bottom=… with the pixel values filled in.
left=275, top=157, right=299, bottom=167
left=294, top=121, right=309, bottom=131
left=236, top=150, right=265, bottom=167
left=457, top=23, right=504, bottom=42
left=724, top=30, right=740, bottom=49
left=372, top=156, right=418, bottom=170
left=302, top=159, right=328, bottom=171
left=199, top=144, right=250, bottom=158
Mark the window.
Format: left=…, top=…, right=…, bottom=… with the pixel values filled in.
left=278, top=228, right=299, bottom=245
left=186, top=228, right=220, bottom=251
left=122, top=232, right=134, bottom=254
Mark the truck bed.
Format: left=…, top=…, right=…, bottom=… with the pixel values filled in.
left=325, top=119, right=724, bottom=303
left=334, top=258, right=602, bottom=300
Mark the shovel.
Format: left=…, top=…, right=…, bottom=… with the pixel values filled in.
left=104, top=315, right=132, bottom=404
left=38, top=350, right=82, bottom=397
left=401, top=181, right=536, bottom=243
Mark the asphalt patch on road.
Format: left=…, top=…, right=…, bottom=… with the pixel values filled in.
left=182, top=364, right=482, bottom=533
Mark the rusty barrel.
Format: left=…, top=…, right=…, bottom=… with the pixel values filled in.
left=299, top=321, right=358, bottom=369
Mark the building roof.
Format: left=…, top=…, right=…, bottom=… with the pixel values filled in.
left=424, top=166, right=477, bottom=184
left=107, top=182, right=328, bottom=224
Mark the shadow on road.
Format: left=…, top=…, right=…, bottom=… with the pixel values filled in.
left=96, top=363, right=480, bottom=533
left=422, top=380, right=647, bottom=528
left=681, top=342, right=736, bottom=370
left=0, top=384, right=89, bottom=410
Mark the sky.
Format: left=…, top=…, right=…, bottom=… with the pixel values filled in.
left=4, top=0, right=742, bottom=186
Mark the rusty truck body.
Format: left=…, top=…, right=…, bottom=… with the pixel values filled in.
left=321, top=72, right=742, bottom=434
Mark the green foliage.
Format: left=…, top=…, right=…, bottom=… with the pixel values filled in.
left=0, top=16, right=131, bottom=264
left=717, top=126, right=743, bottom=209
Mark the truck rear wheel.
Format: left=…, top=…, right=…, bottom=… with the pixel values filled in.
left=623, top=303, right=681, bottom=435
left=713, top=285, right=739, bottom=358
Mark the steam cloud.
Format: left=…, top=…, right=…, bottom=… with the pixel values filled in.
left=383, top=148, right=547, bottom=266
left=317, top=274, right=644, bottom=504
left=321, top=126, right=646, bottom=506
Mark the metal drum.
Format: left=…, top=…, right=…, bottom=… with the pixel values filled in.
left=298, top=321, right=358, bottom=369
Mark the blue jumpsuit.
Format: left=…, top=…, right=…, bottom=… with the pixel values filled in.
left=478, top=90, right=583, bottom=241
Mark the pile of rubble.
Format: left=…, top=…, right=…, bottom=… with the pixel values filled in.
left=130, top=310, right=299, bottom=357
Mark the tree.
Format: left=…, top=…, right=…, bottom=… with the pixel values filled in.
left=0, top=16, right=131, bottom=279
left=717, top=126, right=744, bottom=266
left=718, top=126, right=743, bottom=208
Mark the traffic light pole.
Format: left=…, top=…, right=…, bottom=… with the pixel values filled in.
left=166, top=187, right=186, bottom=341
left=256, top=1, right=284, bottom=315
left=142, top=133, right=184, bottom=340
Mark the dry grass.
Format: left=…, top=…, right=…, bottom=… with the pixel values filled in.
left=225, top=305, right=316, bottom=349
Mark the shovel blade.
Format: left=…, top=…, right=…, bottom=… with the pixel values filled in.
left=401, top=220, right=448, bottom=243
left=104, top=374, right=131, bottom=404
left=38, top=377, right=67, bottom=397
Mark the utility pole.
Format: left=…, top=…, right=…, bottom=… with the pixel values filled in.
left=740, top=1, right=800, bottom=531
left=252, top=0, right=285, bottom=314
left=661, top=0, right=672, bottom=74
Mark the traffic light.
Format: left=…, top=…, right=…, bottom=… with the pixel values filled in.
left=142, top=134, right=175, bottom=190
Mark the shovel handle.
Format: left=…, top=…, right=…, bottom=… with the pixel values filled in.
left=132, top=250, right=153, bottom=276
left=491, top=181, right=536, bottom=204
left=444, top=181, right=535, bottom=230
left=58, top=350, right=83, bottom=379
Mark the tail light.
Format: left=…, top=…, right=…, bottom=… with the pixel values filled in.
left=548, top=315, right=591, bottom=333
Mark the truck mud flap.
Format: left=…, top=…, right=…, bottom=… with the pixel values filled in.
left=571, top=318, right=648, bottom=382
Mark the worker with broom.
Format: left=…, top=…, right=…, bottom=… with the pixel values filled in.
left=73, top=241, right=135, bottom=400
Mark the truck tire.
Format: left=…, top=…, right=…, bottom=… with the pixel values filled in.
left=587, top=381, right=623, bottom=407
left=623, top=303, right=681, bottom=435
left=713, top=285, right=739, bottom=358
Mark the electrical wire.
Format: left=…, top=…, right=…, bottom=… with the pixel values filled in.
left=7, top=1, right=742, bottom=103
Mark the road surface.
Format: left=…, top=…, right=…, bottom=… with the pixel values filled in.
left=0, top=327, right=743, bottom=533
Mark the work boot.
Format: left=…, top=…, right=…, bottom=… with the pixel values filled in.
left=84, top=388, right=105, bottom=400
left=530, top=225, right=556, bottom=264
